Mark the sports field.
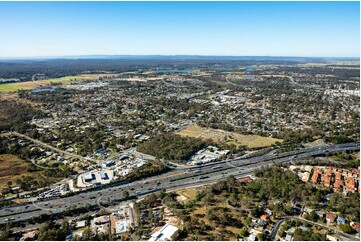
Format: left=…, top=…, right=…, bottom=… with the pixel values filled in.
left=176, top=124, right=282, bottom=148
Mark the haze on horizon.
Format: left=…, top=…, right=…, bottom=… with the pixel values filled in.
left=0, top=1, right=359, bottom=58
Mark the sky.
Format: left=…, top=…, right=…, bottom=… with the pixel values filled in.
left=0, top=1, right=359, bottom=58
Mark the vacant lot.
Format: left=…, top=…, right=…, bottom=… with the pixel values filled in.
left=0, top=75, right=95, bottom=93
left=176, top=124, right=282, bottom=148
left=0, top=92, right=22, bottom=101
left=0, top=154, right=41, bottom=188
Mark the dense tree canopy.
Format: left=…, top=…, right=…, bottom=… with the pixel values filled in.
left=137, top=134, right=207, bottom=161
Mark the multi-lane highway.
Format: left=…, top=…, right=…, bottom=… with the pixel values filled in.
left=0, top=142, right=358, bottom=224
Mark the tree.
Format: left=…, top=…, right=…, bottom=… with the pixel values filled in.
left=257, top=233, right=266, bottom=241
left=240, top=228, right=249, bottom=237
left=278, top=229, right=285, bottom=237
left=202, top=192, right=213, bottom=208
left=0, top=223, right=11, bottom=240
left=304, top=211, right=317, bottom=221
left=122, top=191, right=129, bottom=199
left=339, top=224, right=355, bottom=234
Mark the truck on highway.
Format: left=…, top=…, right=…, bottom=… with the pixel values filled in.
left=199, top=176, right=209, bottom=180
left=212, top=165, right=223, bottom=170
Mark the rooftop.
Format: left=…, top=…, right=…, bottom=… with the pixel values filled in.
left=148, top=223, right=178, bottom=241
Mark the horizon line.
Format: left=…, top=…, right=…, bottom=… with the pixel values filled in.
left=0, top=54, right=359, bottom=60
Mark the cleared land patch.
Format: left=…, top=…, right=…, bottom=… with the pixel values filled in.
left=176, top=124, right=282, bottom=148
left=176, top=188, right=198, bottom=202
left=0, top=154, right=40, bottom=188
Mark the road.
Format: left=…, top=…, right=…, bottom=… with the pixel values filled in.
left=0, top=142, right=358, bottom=224
left=270, top=218, right=285, bottom=240
left=270, top=216, right=359, bottom=241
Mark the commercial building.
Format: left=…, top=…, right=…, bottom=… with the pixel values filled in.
left=102, top=160, right=115, bottom=168
left=148, top=223, right=178, bottom=241
left=100, top=171, right=108, bottom=180
left=84, top=173, right=94, bottom=182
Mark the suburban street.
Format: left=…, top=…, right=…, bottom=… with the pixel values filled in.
left=270, top=216, right=359, bottom=241
left=7, top=131, right=97, bottom=163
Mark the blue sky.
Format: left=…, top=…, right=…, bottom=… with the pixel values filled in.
left=0, top=1, right=359, bottom=57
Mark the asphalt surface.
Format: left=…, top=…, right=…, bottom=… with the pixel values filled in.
left=270, top=218, right=285, bottom=240
left=0, top=142, right=358, bottom=224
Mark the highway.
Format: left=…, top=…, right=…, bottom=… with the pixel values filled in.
left=0, top=142, right=358, bottom=224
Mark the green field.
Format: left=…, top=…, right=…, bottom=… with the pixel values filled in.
left=0, top=85, right=33, bottom=93
left=177, top=124, right=282, bottom=149
left=40, top=75, right=93, bottom=84
left=0, top=75, right=94, bottom=93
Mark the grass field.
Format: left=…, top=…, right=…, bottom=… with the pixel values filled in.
left=0, top=154, right=41, bottom=188
left=0, top=75, right=97, bottom=93
left=0, top=84, right=34, bottom=92
left=176, top=124, right=282, bottom=148
left=176, top=188, right=198, bottom=202
left=39, top=75, right=93, bottom=84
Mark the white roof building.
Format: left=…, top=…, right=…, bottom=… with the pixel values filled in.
left=76, top=220, right=87, bottom=228
left=247, top=234, right=256, bottom=241
left=83, top=173, right=94, bottom=181
left=285, top=234, right=293, bottom=241
left=148, top=223, right=178, bottom=241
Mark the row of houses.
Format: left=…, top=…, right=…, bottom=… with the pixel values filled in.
left=289, top=165, right=359, bottom=194
left=311, top=166, right=359, bottom=193
left=303, top=209, right=360, bottom=235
